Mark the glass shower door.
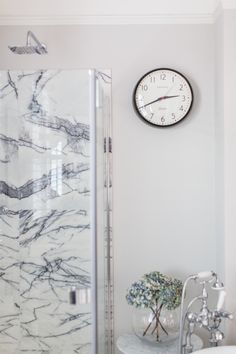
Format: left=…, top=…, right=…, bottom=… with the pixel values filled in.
left=0, top=69, right=111, bottom=354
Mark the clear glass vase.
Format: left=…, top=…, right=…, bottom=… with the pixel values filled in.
left=132, top=306, right=179, bottom=344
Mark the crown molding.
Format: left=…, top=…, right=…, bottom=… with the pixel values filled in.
left=0, top=13, right=220, bottom=26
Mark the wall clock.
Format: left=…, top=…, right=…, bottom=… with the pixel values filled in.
left=133, top=68, right=193, bottom=127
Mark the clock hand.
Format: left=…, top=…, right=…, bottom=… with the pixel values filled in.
left=139, top=95, right=179, bottom=109
left=163, top=95, right=179, bottom=100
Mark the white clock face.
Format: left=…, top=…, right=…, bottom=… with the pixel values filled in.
left=134, top=69, right=193, bottom=127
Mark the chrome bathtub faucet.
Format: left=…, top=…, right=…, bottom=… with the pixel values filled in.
left=179, top=271, right=233, bottom=354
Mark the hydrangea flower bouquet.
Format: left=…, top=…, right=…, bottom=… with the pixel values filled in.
left=126, top=271, right=183, bottom=342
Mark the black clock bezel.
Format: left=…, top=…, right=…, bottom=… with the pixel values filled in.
left=133, top=68, right=194, bottom=128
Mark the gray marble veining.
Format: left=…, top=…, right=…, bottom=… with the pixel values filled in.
left=0, top=69, right=112, bottom=354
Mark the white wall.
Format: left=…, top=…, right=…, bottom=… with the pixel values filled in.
left=212, top=8, right=236, bottom=345
left=213, top=8, right=236, bottom=343
left=0, top=0, right=218, bottom=17
left=0, top=24, right=218, bottom=352
left=222, top=0, right=236, bottom=8
left=215, top=9, right=224, bottom=280
left=223, top=9, right=236, bottom=344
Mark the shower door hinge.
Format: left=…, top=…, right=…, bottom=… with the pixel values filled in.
left=109, top=137, right=112, bottom=153
left=104, top=137, right=112, bottom=188
left=104, top=137, right=112, bottom=154
left=104, top=138, right=107, bottom=153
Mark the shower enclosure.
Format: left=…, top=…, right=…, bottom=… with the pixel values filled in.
left=0, top=69, right=112, bottom=354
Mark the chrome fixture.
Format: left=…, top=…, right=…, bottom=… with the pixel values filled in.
left=9, top=31, right=47, bottom=55
left=179, top=271, right=233, bottom=354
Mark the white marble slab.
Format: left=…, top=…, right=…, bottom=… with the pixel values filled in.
left=117, top=333, right=203, bottom=354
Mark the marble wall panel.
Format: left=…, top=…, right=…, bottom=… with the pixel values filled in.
left=0, top=70, right=93, bottom=354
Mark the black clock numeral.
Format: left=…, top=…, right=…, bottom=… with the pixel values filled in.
left=161, top=116, right=165, bottom=123
left=171, top=113, right=176, bottom=119
left=179, top=105, right=184, bottom=111
left=182, top=95, right=186, bottom=102
left=150, top=76, right=156, bottom=83
left=160, top=73, right=166, bottom=80
left=172, top=76, right=175, bottom=83
left=179, top=84, right=184, bottom=91
left=141, top=84, right=148, bottom=91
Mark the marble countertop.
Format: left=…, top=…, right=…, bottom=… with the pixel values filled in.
left=117, top=333, right=203, bottom=354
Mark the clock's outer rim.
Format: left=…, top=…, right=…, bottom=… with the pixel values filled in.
left=132, top=68, right=194, bottom=128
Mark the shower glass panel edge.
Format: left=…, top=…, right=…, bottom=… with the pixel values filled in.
left=89, top=69, right=97, bottom=354
left=95, top=69, right=113, bottom=354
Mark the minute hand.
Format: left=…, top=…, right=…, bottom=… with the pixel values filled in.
left=139, top=95, right=179, bottom=109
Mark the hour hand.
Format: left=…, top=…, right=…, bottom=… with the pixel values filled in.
left=162, top=95, right=179, bottom=100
